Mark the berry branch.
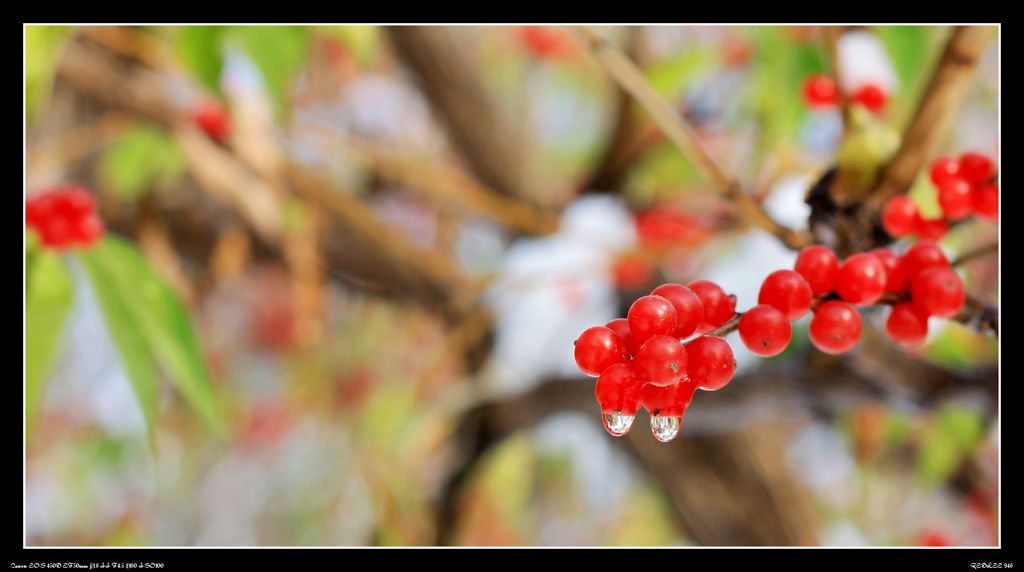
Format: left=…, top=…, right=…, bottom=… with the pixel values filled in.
left=869, top=26, right=993, bottom=206
left=570, top=26, right=812, bottom=250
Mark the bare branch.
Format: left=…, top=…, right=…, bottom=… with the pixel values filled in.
left=870, top=26, right=993, bottom=205
left=571, top=26, right=811, bottom=250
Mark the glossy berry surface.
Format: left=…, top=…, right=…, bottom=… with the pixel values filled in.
left=930, top=157, right=962, bottom=188
left=573, top=326, right=626, bottom=377
left=871, top=248, right=906, bottom=293
left=809, top=301, right=862, bottom=354
left=738, top=305, right=792, bottom=357
left=836, top=253, right=887, bottom=305
left=910, top=267, right=965, bottom=318
left=688, top=280, right=736, bottom=332
left=886, top=303, right=929, bottom=348
left=802, top=74, right=839, bottom=108
left=595, top=363, right=643, bottom=415
left=686, top=336, right=736, bottom=391
left=604, top=318, right=639, bottom=358
left=758, top=269, right=813, bottom=321
left=937, top=177, right=973, bottom=221
left=959, top=152, right=994, bottom=185
left=640, top=380, right=697, bottom=418
left=852, top=84, right=887, bottom=112
left=634, top=335, right=688, bottom=387
left=627, top=295, right=678, bottom=344
left=794, top=245, right=840, bottom=295
left=881, top=196, right=921, bottom=238
left=973, top=183, right=998, bottom=221
left=901, top=240, right=949, bottom=282
left=651, top=283, right=705, bottom=338
left=26, top=186, right=106, bottom=250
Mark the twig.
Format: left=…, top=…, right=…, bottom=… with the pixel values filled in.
left=952, top=241, right=998, bottom=267
left=571, top=26, right=811, bottom=250
left=870, top=26, right=993, bottom=206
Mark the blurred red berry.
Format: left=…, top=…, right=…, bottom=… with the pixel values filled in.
left=852, top=84, right=887, bottom=113
left=881, top=196, right=921, bottom=238
left=802, top=74, right=839, bottom=108
left=958, top=152, right=994, bottom=185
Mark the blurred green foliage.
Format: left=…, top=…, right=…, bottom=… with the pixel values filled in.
left=99, top=124, right=187, bottom=201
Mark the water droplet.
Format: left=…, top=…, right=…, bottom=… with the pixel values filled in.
left=602, top=412, right=635, bottom=437
left=650, top=415, right=681, bottom=443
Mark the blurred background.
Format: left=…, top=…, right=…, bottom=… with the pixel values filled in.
left=24, top=25, right=998, bottom=547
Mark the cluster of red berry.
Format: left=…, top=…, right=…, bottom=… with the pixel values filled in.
left=795, top=242, right=965, bottom=349
left=882, top=153, right=998, bottom=240
left=25, top=186, right=105, bottom=249
left=191, top=99, right=232, bottom=143
left=802, top=74, right=887, bottom=113
left=574, top=281, right=737, bottom=442
left=575, top=242, right=967, bottom=441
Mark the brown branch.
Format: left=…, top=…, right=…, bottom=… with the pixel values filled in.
left=331, top=132, right=560, bottom=235
left=952, top=241, right=998, bottom=267
left=54, top=33, right=478, bottom=321
left=436, top=346, right=996, bottom=545
left=571, top=26, right=811, bottom=250
left=387, top=27, right=541, bottom=203
left=870, top=26, right=993, bottom=206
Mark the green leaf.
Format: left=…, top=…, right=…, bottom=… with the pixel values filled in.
left=85, top=237, right=224, bottom=434
left=99, top=124, right=187, bottom=200
left=25, top=251, right=74, bottom=440
left=25, top=26, right=71, bottom=123
left=228, top=26, right=308, bottom=110
left=78, top=250, right=160, bottom=445
left=177, top=26, right=225, bottom=93
left=748, top=27, right=828, bottom=149
left=645, top=47, right=717, bottom=100
left=916, top=405, right=985, bottom=485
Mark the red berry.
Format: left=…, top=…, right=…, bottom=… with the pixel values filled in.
left=885, top=303, right=929, bottom=348
left=686, top=336, right=736, bottom=391
left=758, top=269, right=813, bottom=321
left=794, top=245, right=840, bottom=295
left=809, top=301, right=862, bottom=354
left=40, top=217, right=73, bottom=249
left=55, top=185, right=96, bottom=219
left=958, top=152, right=994, bottom=185
left=973, top=183, right=998, bottom=221
left=612, top=255, right=654, bottom=290
left=802, top=74, right=839, bottom=108
left=636, top=207, right=711, bottom=249
left=930, top=157, right=962, bottom=188
left=688, top=280, right=736, bottom=332
left=910, top=267, right=965, bottom=318
left=901, top=240, right=949, bottom=282
left=651, top=283, right=705, bottom=338
left=634, top=335, right=688, bottom=387
left=25, top=194, right=56, bottom=230
left=640, top=380, right=697, bottom=418
left=870, top=248, right=906, bottom=293
left=518, top=26, right=574, bottom=60
left=937, top=177, right=973, bottom=221
left=915, top=218, right=948, bottom=241
left=595, top=363, right=643, bottom=416
left=836, top=253, right=887, bottom=305
left=192, top=100, right=231, bottom=143
left=573, top=326, right=626, bottom=377
left=72, top=215, right=105, bottom=247
left=627, top=295, right=678, bottom=344
left=917, top=531, right=954, bottom=547
left=604, top=318, right=640, bottom=358
left=738, top=305, right=792, bottom=358
left=852, top=84, right=887, bottom=112
left=881, top=196, right=921, bottom=238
